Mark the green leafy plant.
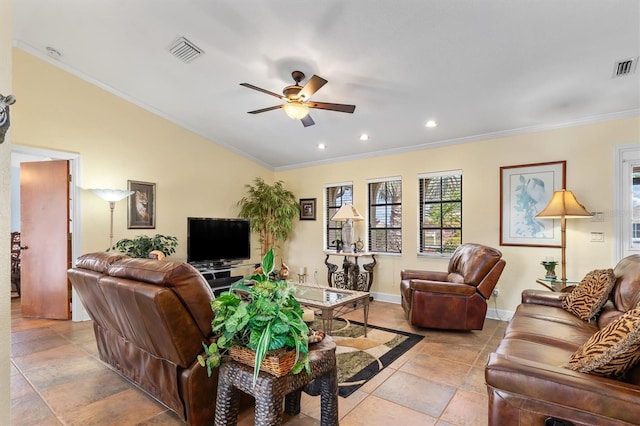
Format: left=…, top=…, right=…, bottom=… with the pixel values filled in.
left=109, top=234, right=178, bottom=258
left=198, top=249, right=310, bottom=385
left=237, top=177, right=299, bottom=258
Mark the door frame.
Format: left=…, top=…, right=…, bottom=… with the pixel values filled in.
left=613, top=142, right=640, bottom=262
left=11, top=145, right=87, bottom=321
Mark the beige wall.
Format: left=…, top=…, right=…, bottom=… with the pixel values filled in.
left=1, top=1, right=12, bottom=423
left=11, top=47, right=640, bottom=318
left=12, top=49, right=272, bottom=263
left=276, top=117, right=639, bottom=312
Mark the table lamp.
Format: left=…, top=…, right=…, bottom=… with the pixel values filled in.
left=535, top=189, right=592, bottom=282
left=331, top=204, right=364, bottom=253
left=91, top=188, right=134, bottom=247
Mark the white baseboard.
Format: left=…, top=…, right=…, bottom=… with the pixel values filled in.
left=370, top=291, right=514, bottom=323
left=370, top=292, right=401, bottom=304
left=486, top=307, right=514, bottom=322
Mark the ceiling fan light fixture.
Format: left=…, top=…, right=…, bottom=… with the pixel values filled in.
left=282, top=102, right=309, bottom=120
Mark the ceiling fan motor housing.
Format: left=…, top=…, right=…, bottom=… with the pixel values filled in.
left=283, top=85, right=303, bottom=100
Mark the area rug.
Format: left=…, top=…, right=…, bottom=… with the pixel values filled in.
left=311, top=318, right=423, bottom=397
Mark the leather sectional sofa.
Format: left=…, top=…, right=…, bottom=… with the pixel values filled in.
left=485, top=255, right=640, bottom=425
left=68, top=252, right=222, bottom=425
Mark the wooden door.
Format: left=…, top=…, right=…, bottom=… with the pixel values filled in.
left=20, top=160, right=71, bottom=319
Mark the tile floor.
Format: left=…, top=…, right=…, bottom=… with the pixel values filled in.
left=10, top=297, right=507, bottom=425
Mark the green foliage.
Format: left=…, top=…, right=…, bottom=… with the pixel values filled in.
left=237, top=177, right=299, bottom=257
left=109, top=234, right=178, bottom=258
left=200, top=249, right=310, bottom=385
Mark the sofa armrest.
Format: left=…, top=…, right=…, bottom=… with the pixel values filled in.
left=485, top=352, right=640, bottom=423
left=409, top=279, right=476, bottom=295
left=401, top=269, right=448, bottom=282
left=521, top=289, right=567, bottom=307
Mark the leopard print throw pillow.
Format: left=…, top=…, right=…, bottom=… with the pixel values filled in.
left=564, top=303, right=640, bottom=379
left=562, top=269, right=616, bottom=321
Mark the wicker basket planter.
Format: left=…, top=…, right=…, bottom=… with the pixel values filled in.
left=229, top=345, right=297, bottom=377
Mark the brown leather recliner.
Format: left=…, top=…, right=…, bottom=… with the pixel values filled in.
left=400, top=243, right=506, bottom=330
left=68, top=252, right=223, bottom=425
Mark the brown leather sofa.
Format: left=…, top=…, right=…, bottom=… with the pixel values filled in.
left=485, top=255, right=640, bottom=425
left=68, top=252, right=221, bottom=425
left=400, top=243, right=506, bottom=330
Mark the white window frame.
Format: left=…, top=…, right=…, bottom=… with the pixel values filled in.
left=614, top=143, right=640, bottom=261
left=417, top=169, right=463, bottom=257
left=366, top=176, right=402, bottom=254
left=323, top=181, right=353, bottom=251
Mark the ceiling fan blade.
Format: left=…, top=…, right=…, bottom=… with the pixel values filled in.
left=298, top=75, right=328, bottom=100
left=301, top=115, right=315, bottom=127
left=247, top=105, right=284, bottom=114
left=240, top=83, right=286, bottom=100
left=308, top=101, right=356, bottom=114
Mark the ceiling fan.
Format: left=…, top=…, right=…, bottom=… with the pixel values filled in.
left=240, top=71, right=356, bottom=127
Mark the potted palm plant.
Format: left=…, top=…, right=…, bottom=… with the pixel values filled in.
left=237, top=177, right=299, bottom=258
left=199, top=249, right=310, bottom=385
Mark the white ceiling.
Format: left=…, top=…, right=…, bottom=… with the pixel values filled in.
left=12, top=0, right=640, bottom=170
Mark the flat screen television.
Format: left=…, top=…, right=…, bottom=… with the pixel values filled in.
left=187, top=217, right=251, bottom=265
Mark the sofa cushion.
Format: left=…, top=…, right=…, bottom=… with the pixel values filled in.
left=564, top=303, right=640, bottom=379
left=562, top=269, right=616, bottom=321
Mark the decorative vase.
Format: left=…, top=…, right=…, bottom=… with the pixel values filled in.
left=541, top=261, right=558, bottom=280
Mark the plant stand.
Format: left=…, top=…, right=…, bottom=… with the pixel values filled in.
left=214, top=336, right=337, bottom=426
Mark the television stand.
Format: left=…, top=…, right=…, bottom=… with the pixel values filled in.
left=194, top=262, right=256, bottom=296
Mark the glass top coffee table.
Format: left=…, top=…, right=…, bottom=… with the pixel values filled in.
left=294, top=284, right=370, bottom=337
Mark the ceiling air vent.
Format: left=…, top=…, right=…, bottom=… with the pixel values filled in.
left=613, top=57, right=638, bottom=78
left=168, top=37, right=204, bottom=63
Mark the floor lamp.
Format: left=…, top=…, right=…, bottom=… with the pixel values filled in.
left=91, top=188, right=134, bottom=248
left=331, top=204, right=364, bottom=253
left=535, top=189, right=592, bottom=283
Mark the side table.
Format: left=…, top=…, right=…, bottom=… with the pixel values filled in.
left=214, top=336, right=338, bottom=426
left=536, top=277, right=579, bottom=292
left=324, top=251, right=376, bottom=292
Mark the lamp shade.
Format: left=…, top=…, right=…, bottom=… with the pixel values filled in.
left=282, top=102, right=310, bottom=120
left=91, top=188, right=134, bottom=202
left=535, top=189, right=592, bottom=219
left=331, top=204, right=364, bottom=221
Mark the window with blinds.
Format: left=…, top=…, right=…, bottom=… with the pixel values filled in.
left=418, top=171, right=462, bottom=254
left=325, top=184, right=353, bottom=250
left=368, top=178, right=402, bottom=253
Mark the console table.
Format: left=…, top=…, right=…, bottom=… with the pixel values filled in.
left=323, top=252, right=376, bottom=292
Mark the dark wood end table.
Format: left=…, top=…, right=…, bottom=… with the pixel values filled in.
left=214, top=336, right=338, bottom=426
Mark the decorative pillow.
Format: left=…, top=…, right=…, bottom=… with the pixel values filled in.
left=564, top=304, right=640, bottom=379
left=562, top=269, right=616, bottom=321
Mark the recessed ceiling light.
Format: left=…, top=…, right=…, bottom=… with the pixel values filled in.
left=425, top=120, right=437, bottom=128
left=45, top=46, right=62, bottom=59
left=317, top=143, right=326, bottom=150
left=360, top=134, right=369, bottom=141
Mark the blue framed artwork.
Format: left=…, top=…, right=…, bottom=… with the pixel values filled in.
left=500, top=161, right=566, bottom=247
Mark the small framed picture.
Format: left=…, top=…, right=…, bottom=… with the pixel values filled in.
left=128, top=180, right=156, bottom=229
left=500, top=161, right=566, bottom=247
left=299, top=198, right=316, bottom=221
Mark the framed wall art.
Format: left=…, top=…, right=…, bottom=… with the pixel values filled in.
left=299, top=198, right=316, bottom=221
left=128, top=180, right=156, bottom=229
left=500, top=161, right=566, bottom=247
